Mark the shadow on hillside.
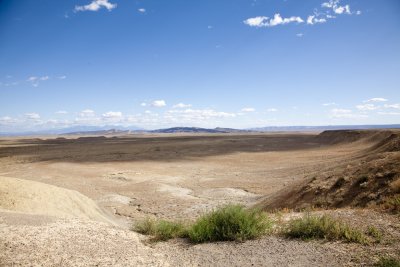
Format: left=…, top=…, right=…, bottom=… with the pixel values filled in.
left=0, top=134, right=324, bottom=163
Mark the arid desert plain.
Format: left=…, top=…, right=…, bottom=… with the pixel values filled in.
left=1, top=130, right=399, bottom=266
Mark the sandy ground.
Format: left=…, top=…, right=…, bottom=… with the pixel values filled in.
left=0, top=133, right=398, bottom=266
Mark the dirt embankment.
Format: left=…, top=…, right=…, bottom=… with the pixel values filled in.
left=260, top=129, right=400, bottom=210
left=0, top=176, right=115, bottom=224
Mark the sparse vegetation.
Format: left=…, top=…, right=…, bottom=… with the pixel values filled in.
left=133, top=217, right=187, bottom=241
left=284, top=213, right=369, bottom=244
left=133, top=204, right=273, bottom=243
left=188, top=204, right=273, bottom=243
left=367, top=226, right=383, bottom=243
left=375, top=256, right=400, bottom=267
left=381, top=195, right=400, bottom=214
left=390, top=179, right=400, bottom=193
left=133, top=217, right=157, bottom=235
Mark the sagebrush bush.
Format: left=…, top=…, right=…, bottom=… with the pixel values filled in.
left=284, top=213, right=368, bottom=244
left=187, top=204, right=273, bottom=243
left=381, top=195, right=400, bottom=214
left=133, top=217, right=156, bottom=235
left=155, top=220, right=187, bottom=241
left=375, top=257, right=400, bottom=267
left=367, top=226, right=383, bottom=243
left=133, top=217, right=187, bottom=241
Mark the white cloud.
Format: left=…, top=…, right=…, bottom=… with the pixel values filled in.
left=173, top=103, right=192, bottom=108
left=307, top=15, right=327, bottom=25
left=79, top=109, right=95, bottom=117
left=322, top=0, right=352, bottom=15
left=241, top=107, right=255, bottom=112
left=144, top=110, right=152, bottom=114
left=266, top=108, right=278, bottom=112
left=322, top=102, right=337, bottom=106
left=140, top=102, right=147, bottom=107
left=244, top=14, right=304, bottom=28
left=356, top=104, right=378, bottom=111
left=75, top=0, right=117, bottom=12
left=296, top=33, right=304, bottom=37
left=58, top=75, right=67, bottom=80
left=356, top=10, right=362, bottom=15
left=330, top=108, right=368, bottom=119
left=138, top=8, right=146, bottom=13
left=27, top=76, right=50, bottom=87
left=363, top=98, right=388, bottom=103
left=243, top=16, right=269, bottom=27
left=378, top=112, right=400, bottom=116
left=102, top=111, right=122, bottom=119
left=0, top=116, right=16, bottom=124
left=151, top=100, right=166, bottom=107
left=25, top=113, right=40, bottom=120
left=56, top=110, right=68, bottom=114
left=384, top=103, right=400, bottom=110
left=166, top=109, right=236, bottom=123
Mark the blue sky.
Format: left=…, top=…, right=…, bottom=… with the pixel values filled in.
left=0, top=0, right=399, bottom=131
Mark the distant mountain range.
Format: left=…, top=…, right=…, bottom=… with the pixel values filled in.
left=149, top=127, right=252, bottom=133
left=0, top=124, right=399, bottom=136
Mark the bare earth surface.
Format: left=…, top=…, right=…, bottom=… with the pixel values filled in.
left=0, top=132, right=399, bottom=266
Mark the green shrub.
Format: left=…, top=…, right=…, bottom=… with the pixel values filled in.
left=381, top=195, right=400, bottom=214
left=367, top=226, right=383, bottom=243
left=133, top=217, right=157, bottom=235
left=187, top=204, right=273, bottom=243
left=133, top=218, right=187, bottom=241
left=155, top=220, right=187, bottom=241
left=284, top=213, right=368, bottom=244
left=375, top=257, right=400, bottom=267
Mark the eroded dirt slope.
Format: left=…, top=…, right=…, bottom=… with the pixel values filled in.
left=260, top=130, right=400, bottom=210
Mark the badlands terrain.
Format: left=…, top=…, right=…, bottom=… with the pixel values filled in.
left=0, top=130, right=399, bottom=266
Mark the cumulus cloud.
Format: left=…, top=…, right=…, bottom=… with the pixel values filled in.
left=173, top=103, right=192, bottom=108
left=102, top=111, right=122, bottom=119
left=56, top=110, right=68, bottom=114
left=363, top=98, right=388, bottom=103
left=244, top=14, right=303, bottom=27
left=296, top=33, right=304, bottom=37
left=244, top=0, right=359, bottom=30
left=25, top=113, right=40, bottom=120
left=266, top=108, right=278, bottom=112
left=384, top=103, right=400, bottom=109
left=138, top=8, right=146, bottom=13
left=307, top=15, right=327, bottom=25
left=330, top=108, right=367, bottom=119
left=27, top=76, right=50, bottom=87
left=243, top=16, right=268, bottom=27
left=378, top=111, right=400, bottom=116
left=356, top=104, right=378, bottom=111
left=151, top=100, right=167, bottom=107
left=322, top=0, right=351, bottom=15
left=79, top=109, right=95, bottom=117
left=241, top=107, right=255, bottom=112
left=0, top=116, right=16, bottom=124
left=75, top=0, right=117, bottom=12
left=140, top=102, right=147, bottom=107
left=166, top=109, right=236, bottom=122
